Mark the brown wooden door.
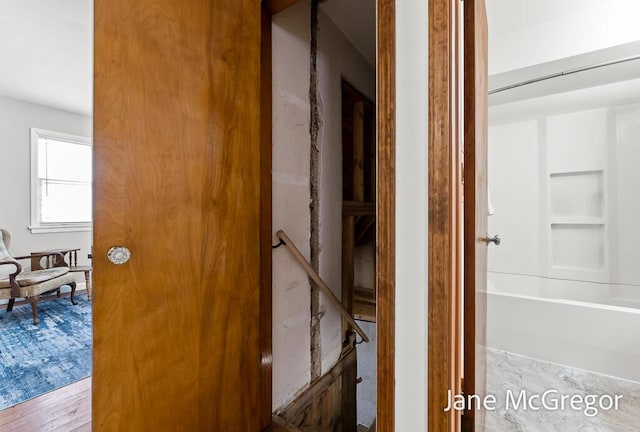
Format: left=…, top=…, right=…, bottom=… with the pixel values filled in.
left=92, top=1, right=267, bottom=431
left=463, top=0, right=489, bottom=431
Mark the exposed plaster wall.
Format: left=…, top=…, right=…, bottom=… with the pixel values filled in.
left=272, top=2, right=313, bottom=411
left=271, top=1, right=375, bottom=411
left=0, top=96, right=92, bottom=283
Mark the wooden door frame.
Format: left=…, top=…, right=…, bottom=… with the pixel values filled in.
left=428, top=0, right=489, bottom=431
left=428, top=0, right=465, bottom=430
left=262, top=0, right=396, bottom=430
left=375, top=1, right=396, bottom=430
left=261, top=4, right=274, bottom=429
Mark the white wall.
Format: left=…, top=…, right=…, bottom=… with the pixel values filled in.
left=613, top=103, right=640, bottom=291
left=487, top=0, right=640, bottom=74
left=488, top=95, right=640, bottom=305
left=395, top=0, right=429, bottom=429
left=0, top=96, right=92, bottom=280
left=271, top=2, right=375, bottom=411
left=487, top=120, right=541, bottom=278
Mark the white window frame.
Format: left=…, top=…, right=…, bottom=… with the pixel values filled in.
left=29, top=128, right=92, bottom=234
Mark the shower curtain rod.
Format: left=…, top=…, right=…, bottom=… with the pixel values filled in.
left=489, top=54, right=640, bottom=95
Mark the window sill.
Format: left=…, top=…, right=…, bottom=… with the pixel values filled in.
left=29, top=224, right=92, bottom=234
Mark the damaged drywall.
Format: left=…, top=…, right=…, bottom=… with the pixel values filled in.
left=309, top=0, right=322, bottom=382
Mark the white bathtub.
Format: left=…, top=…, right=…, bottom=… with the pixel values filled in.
left=487, top=272, right=640, bottom=382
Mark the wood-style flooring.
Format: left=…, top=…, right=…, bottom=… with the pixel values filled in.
left=0, top=378, right=91, bottom=431
left=0, top=378, right=378, bottom=431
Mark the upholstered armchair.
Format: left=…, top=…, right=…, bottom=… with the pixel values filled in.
left=0, top=229, right=77, bottom=325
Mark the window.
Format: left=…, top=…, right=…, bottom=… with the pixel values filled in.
left=30, top=128, right=92, bottom=233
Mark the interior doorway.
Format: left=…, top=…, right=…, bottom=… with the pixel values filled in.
left=430, top=1, right=640, bottom=432
left=0, top=0, right=93, bottom=411
left=2, top=1, right=397, bottom=430
left=485, top=29, right=640, bottom=432
left=267, top=0, right=393, bottom=430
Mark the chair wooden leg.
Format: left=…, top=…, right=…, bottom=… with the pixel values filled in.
left=84, top=271, right=92, bottom=301
left=69, top=282, right=78, bottom=305
left=7, top=298, right=15, bottom=312
left=27, top=296, right=40, bottom=325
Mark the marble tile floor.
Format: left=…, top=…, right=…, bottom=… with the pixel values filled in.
left=485, top=348, right=640, bottom=432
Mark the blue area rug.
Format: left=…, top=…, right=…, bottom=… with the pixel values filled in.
left=0, top=296, right=92, bottom=410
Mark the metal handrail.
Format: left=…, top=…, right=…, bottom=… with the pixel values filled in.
left=275, top=230, right=370, bottom=343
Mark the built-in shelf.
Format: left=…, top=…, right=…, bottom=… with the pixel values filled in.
left=550, top=170, right=604, bottom=219
left=550, top=218, right=604, bottom=225
left=549, top=169, right=607, bottom=274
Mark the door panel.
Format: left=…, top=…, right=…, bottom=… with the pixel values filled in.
left=463, top=0, right=488, bottom=431
left=93, top=1, right=264, bottom=430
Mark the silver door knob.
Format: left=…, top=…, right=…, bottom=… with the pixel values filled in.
left=486, top=234, right=501, bottom=246
left=107, top=246, right=131, bottom=265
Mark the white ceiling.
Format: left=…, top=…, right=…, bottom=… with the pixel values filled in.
left=0, top=0, right=92, bottom=115
left=486, top=0, right=640, bottom=74
left=321, top=0, right=376, bottom=67
left=0, top=0, right=373, bottom=116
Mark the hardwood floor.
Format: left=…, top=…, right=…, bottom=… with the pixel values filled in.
left=0, top=378, right=91, bottom=431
